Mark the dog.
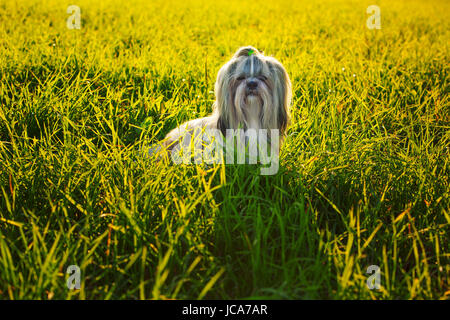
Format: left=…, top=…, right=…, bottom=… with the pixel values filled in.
left=156, top=46, right=292, bottom=172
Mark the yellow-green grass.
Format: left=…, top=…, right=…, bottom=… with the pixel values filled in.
left=0, top=0, right=448, bottom=299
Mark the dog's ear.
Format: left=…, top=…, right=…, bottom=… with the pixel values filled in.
left=216, top=112, right=228, bottom=136
left=213, top=62, right=234, bottom=134
left=268, top=58, right=292, bottom=136
left=233, top=46, right=260, bottom=59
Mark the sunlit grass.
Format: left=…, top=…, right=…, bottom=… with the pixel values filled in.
left=0, top=0, right=449, bottom=299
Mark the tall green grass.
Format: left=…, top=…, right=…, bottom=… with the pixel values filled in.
left=0, top=0, right=448, bottom=299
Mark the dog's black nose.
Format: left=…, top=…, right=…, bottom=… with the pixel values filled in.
left=247, top=80, right=258, bottom=90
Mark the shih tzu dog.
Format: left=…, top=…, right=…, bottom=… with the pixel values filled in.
left=156, top=46, right=292, bottom=175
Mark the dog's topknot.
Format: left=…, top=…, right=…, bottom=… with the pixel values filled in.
left=233, top=46, right=261, bottom=59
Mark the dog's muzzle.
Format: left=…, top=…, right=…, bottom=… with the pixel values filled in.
left=246, top=80, right=259, bottom=96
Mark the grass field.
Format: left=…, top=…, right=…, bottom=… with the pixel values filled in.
left=0, top=0, right=449, bottom=299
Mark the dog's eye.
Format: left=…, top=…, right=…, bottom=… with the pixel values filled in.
left=237, top=76, right=245, bottom=81
left=258, top=76, right=267, bottom=81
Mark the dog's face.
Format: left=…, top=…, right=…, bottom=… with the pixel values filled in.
left=214, top=46, right=292, bottom=137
